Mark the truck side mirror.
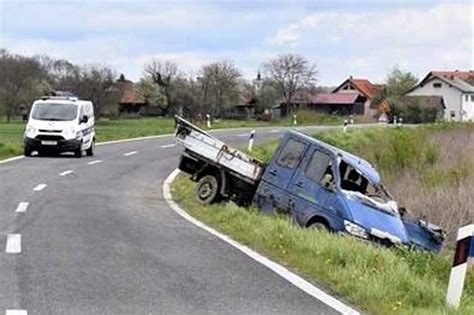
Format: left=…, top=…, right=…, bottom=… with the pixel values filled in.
left=80, top=115, right=88, bottom=124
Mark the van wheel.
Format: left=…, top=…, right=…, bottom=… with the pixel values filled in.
left=196, top=175, right=219, bottom=204
left=86, top=140, right=95, bottom=156
left=74, top=148, right=82, bottom=158
left=24, top=146, right=32, bottom=157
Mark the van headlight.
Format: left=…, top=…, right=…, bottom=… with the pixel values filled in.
left=75, top=131, right=83, bottom=140
left=25, top=125, right=36, bottom=138
left=344, top=220, right=369, bottom=239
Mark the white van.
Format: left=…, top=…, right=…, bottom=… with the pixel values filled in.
left=24, top=96, right=95, bottom=157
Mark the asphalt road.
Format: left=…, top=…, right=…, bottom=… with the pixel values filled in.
left=0, top=126, right=352, bottom=315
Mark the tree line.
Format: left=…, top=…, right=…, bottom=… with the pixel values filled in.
left=0, top=49, right=320, bottom=122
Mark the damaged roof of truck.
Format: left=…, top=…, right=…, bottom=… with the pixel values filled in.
left=286, top=130, right=381, bottom=184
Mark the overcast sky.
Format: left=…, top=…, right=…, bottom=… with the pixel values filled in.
left=0, top=0, right=472, bottom=85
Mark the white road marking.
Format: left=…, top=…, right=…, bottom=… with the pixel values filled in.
left=163, top=169, right=359, bottom=315
left=0, top=156, right=24, bottom=164
left=237, top=133, right=248, bottom=137
left=15, top=202, right=29, bottom=213
left=32, top=184, right=47, bottom=191
left=87, top=160, right=103, bottom=165
left=123, top=151, right=138, bottom=156
left=160, top=144, right=176, bottom=148
left=270, top=129, right=281, bottom=133
left=5, top=310, right=27, bottom=315
left=59, top=170, right=73, bottom=176
left=5, top=234, right=22, bottom=254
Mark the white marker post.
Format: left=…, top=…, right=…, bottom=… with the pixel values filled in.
left=293, top=114, right=297, bottom=126
left=393, top=115, right=397, bottom=125
left=398, top=117, right=403, bottom=128
left=248, top=130, right=255, bottom=152
left=349, top=115, right=354, bottom=125
left=206, top=114, right=211, bottom=129
left=446, top=224, right=474, bottom=309
left=343, top=119, right=348, bottom=133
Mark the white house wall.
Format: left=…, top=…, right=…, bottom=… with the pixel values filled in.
left=406, top=78, right=462, bottom=121
left=462, top=94, right=474, bottom=121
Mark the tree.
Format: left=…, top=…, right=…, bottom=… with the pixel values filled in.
left=198, top=60, right=241, bottom=116
left=136, top=77, right=167, bottom=110
left=0, top=50, right=49, bottom=122
left=263, top=54, right=318, bottom=116
left=143, top=59, right=180, bottom=114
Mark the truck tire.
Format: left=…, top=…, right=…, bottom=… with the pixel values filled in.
left=196, top=175, right=219, bottom=204
left=86, top=139, right=95, bottom=156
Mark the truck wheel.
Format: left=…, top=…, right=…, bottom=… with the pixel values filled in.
left=86, top=140, right=95, bottom=156
left=24, top=146, right=32, bottom=157
left=196, top=175, right=219, bottom=204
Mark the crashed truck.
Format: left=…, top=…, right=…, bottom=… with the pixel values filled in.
left=174, top=116, right=444, bottom=252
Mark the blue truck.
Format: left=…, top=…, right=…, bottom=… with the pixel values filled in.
left=175, top=117, right=444, bottom=252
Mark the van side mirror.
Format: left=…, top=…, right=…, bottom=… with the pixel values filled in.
left=80, top=115, right=88, bottom=124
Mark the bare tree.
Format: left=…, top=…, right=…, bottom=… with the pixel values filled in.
left=263, top=54, right=318, bottom=115
left=199, top=60, right=241, bottom=116
left=143, top=59, right=180, bottom=114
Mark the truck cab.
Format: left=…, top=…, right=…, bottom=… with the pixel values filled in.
left=253, top=131, right=444, bottom=252
left=24, top=96, right=95, bottom=157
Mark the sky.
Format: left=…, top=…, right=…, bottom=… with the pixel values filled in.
left=0, top=0, right=473, bottom=85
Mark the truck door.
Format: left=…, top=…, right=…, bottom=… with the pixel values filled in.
left=262, top=136, right=308, bottom=189
left=288, top=148, right=335, bottom=225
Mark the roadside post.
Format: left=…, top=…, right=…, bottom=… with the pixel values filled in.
left=206, top=114, right=211, bottom=129
left=393, top=115, right=397, bottom=125
left=248, top=130, right=255, bottom=152
left=398, top=117, right=403, bottom=128
left=293, top=114, right=297, bottom=126
left=343, top=119, right=348, bottom=133
left=446, top=224, right=474, bottom=309
left=349, top=115, right=354, bottom=125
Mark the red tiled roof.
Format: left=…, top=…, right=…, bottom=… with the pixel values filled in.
left=118, top=81, right=145, bottom=104
left=308, top=93, right=359, bottom=104
left=429, top=70, right=474, bottom=81
left=333, top=77, right=382, bottom=100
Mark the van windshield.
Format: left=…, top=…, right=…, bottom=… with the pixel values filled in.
left=32, top=103, right=78, bottom=121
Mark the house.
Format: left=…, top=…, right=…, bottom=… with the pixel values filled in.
left=117, top=76, right=148, bottom=116
left=405, top=71, right=474, bottom=122
left=332, top=76, right=385, bottom=118
left=305, top=93, right=366, bottom=115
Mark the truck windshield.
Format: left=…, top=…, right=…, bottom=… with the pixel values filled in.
left=32, top=103, right=78, bottom=121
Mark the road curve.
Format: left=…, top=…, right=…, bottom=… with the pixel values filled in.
left=0, top=126, right=353, bottom=315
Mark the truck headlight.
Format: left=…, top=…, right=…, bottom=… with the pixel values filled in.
left=344, top=220, right=369, bottom=239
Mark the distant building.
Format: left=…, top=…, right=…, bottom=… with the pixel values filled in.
left=405, top=71, right=474, bottom=122
left=332, top=76, right=385, bottom=118
left=117, top=75, right=149, bottom=116
left=305, top=93, right=366, bottom=115
left=400, top=95, right=445, bottom=123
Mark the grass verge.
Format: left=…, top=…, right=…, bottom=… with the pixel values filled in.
left=171, top=174, right=474, bottom=314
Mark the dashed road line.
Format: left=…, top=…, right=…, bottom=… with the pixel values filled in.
left=59, top=170, right=73, bottom=176
left=6, top=310, right=28, bottom=315
left=32, top=184, right=47, bottom=191
left=270, top=129, right=281, bottom=133
left=237, top=133, right=248, bottom=137
left=87, top=160, right=103, bottom=165
left=15, top=202, right=29, bottom=213
left=160, top=144, right=176, bottom=148
left=123, top=151, right=138, bottom=156
left=5, top=234, right=22, bottom=254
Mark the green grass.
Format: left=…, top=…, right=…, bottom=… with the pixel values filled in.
left=0, top=113, right=344, bottom=161
left=171, top=174, right=474, bottom=315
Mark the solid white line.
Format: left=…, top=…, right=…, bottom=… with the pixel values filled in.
left=163, top=169, right=359, bottom=315
left=123, top=151, right=138, bottom=156
left=15, top=202, right=29, bottom=213
left=5, top=310, right=27, bottom=315
left=32, top=184, right=47, bottom=191
left=5, top=234, right=22, bottom=254
left=87, top=160, right=103, bottom=165
left=270, top=129, right=281, bottom=133
left=160, top=144, right=176, bottom=148
left=0, top=156, right=24, bottom=164
left=237, top=133, right=248, bottom=137
left=59, top=170, right=73, bottom=176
